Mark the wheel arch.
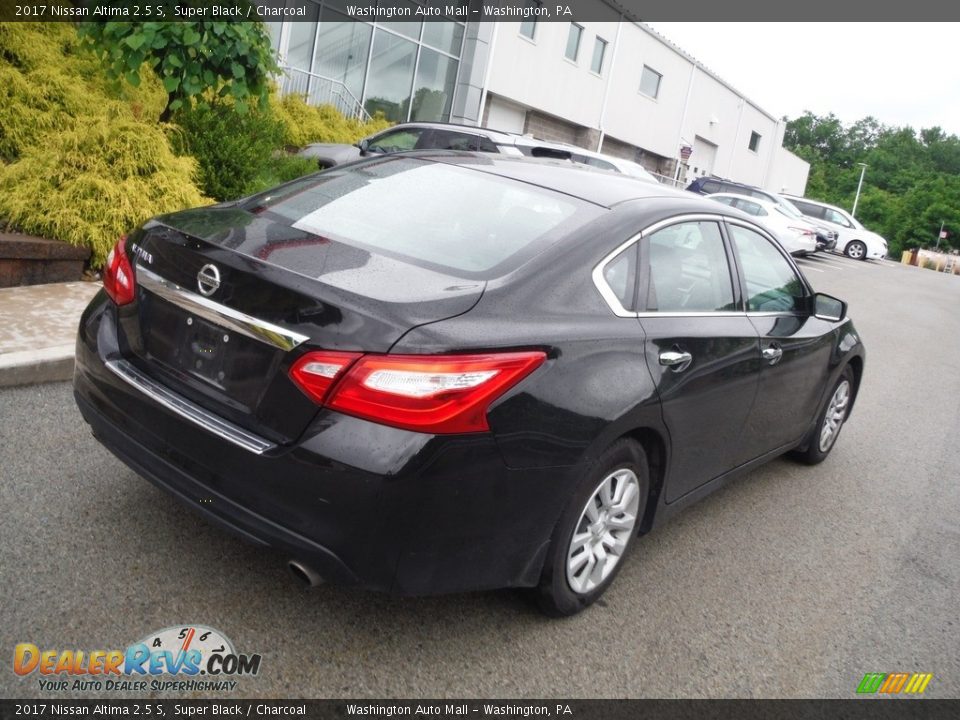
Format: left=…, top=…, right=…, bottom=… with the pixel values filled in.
left=619, top=426, right=668, bottom=535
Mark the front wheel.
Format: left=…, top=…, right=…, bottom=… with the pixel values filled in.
left=535, top=440, right=649, bottom=617
left=845, top=240, right=867, bottom=260
left=794, top=366, right=855, bottom=465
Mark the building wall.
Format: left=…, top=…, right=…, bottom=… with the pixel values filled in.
left=479, top=17, right=807, bottom=194
left=767, top=147, right=811, bottom=196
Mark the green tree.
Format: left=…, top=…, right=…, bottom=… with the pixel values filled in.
left=78, top=19, right=278, bottom=121
left=784, top=110, right=960, bottom=257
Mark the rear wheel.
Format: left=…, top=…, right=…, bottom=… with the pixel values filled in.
left=536, top=440, right=649, bottom=617
left=794, top=366, right=855, bottom=465
left=845, top=240, right=867, bottom=260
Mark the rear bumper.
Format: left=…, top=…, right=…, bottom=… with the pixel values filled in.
left=74, top=296, right=569, bottom=596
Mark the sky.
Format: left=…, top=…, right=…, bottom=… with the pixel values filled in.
left=645, top=23, right=960, bottom=136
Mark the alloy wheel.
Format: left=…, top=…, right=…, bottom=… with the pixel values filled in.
left=566, top=468, right=640, bottom=594
left=819, top=379, right=851, bottom=453
left=846, top=242, right=866, bottom=259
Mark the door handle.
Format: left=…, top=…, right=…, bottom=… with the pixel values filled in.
left=659, top=350, right=693, bottom=371
left=762, top=345, right=783, bottom=364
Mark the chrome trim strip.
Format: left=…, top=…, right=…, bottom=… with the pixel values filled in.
left=591, top=231, right=643, bottom=318
left=138, top=267, right=310, bottom=352
left=592, top=214, right=731, bottom=318
left=591, top=212, right=812, bottom=318
left=105, top=359, right=275, bottom=455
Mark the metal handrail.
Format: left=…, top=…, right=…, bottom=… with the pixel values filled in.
left=278, top=65, right=371, bottom=122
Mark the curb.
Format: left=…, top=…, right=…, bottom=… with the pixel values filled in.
left=0, top=344, right=76, bottom=388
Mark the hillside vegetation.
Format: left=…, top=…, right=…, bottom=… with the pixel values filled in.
left=785, top=112, right=960, bottom=257
left=0, top=22, right=390, bottom=267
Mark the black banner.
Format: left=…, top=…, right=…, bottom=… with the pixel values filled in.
left=2, top=700, right=960, bottom=720
left=0, top=0, right=958, bottom=23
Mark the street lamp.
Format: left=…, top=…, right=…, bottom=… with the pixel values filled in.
left=851, top=163, right=868, bottom=218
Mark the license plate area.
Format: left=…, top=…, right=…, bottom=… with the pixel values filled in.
left=139, top=293, right=279, bottom=408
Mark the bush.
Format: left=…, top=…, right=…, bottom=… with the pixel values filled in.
left=175, top=100, right=289, bottom=201
left=270, top=93, right=391, bottom=147
left=0, top=23, right=166, bottom=162
left=0, top=22, right=203, bottom=267
left=0, top=120, right=206, bottom=266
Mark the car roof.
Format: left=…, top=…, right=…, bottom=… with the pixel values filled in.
left=372, top=121, right=519, bottom=144
left=783, top=195, right=847, bottom=213
left=707, top=192, right=777, bottom=208
left=409, top=151, right=697, bottom=208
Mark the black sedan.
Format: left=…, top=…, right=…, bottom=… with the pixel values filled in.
left=74, top=153, right=864, bottom=616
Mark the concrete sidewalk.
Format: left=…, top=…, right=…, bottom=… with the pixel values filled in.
left=0, top=281, right=101, bottom=387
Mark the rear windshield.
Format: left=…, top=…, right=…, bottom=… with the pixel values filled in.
left=244, top=157, right=597, bottom=277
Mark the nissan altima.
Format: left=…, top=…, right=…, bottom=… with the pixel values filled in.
left=74, top=153, right=865, bottom=616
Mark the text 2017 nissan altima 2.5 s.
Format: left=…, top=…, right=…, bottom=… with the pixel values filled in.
left=74, top=152, right=865, bottom=616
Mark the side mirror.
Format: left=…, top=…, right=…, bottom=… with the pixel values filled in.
left=813, top=292, right=846, bottom=322
left=357, top=138, right=369, bottom=154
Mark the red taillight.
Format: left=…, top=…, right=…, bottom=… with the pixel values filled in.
left=103, top=237, right=136, bottom=306
left=289, top=351, right=363, bottom=405
left=290, top=350, right=546, bottom=434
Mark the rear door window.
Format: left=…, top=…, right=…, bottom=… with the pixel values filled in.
left=823, top=208, right=853, bottom=227
left=643, top=221, right=737, bottom=313
left=428, top=130, right=499, bottom=153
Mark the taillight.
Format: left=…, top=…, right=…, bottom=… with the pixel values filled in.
left=103, top=236, right=136, bottom=306
left=788, top=227, right=815, bottom=236
left=290, top=351, right=546, bottom=434
left=289, top=351, right=363, bottom=405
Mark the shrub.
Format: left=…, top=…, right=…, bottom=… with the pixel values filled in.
left=0, top=22, right=202, bottom=267
left=0, top=23, right=167, bottom=161
left=175, top=100, right=289, bottom=201
left=0, top=120, right=206, bottom=266
left=270, top=93, right=391, bottom=147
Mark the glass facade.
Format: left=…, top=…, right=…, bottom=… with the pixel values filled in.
left=271, top=1, right=465, bottom=123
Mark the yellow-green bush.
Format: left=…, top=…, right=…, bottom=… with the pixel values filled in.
left=270, top=93, right=391, bottom=147
left=0, top=121, right=206, bottom=267
left=0, top=22, right=201, bottom=267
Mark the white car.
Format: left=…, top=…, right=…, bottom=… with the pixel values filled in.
left=706, top=193, right=819, bottom=256
left=784, top=196, right=888, bottom=260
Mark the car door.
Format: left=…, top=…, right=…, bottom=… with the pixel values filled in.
left=636, top=217, right=762, bottom=502
left=725, top=221, right=836, bottom=463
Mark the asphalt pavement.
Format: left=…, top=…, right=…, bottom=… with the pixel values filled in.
left=1, top=253, right=958, bottom=699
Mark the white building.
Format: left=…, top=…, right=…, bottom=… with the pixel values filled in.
left=269, top=2, right=809, bottom=194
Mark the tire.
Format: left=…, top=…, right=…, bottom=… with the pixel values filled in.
left=794, top=366, right=855, bottom=465
left=535, top=439, right=649, bottom=617
left=845, top=240, right=867, bottom=260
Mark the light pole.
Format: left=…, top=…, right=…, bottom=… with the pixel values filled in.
left=851, top=163, right=868, bottom=218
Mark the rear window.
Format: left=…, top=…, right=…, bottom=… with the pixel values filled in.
left=244, top=158, right=596, bottom=277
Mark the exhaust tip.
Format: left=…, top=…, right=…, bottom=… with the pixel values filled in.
left=288, top=560, right=324, bottom=587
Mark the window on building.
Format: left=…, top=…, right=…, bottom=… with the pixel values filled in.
left=749, top=131, right=761, bottom=152
left=519, top=1, right=541, bottom=39
left=312, top=10, right=372, bottom=104
left=639, top=65, right=662, bottom=98
left=591, top=37, right=608, bottom=74
left=364, top=29, right=418, bottom=123
left=565, top=23, right=583, bottom=62
left=411, top=48, right=459, bottom=122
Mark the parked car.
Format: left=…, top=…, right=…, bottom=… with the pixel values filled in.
left=300, top=121, right=659, bottom=185
left=517, top=143, right=659, bottom=184
left=74, top=153, right=864, bottom=616
left=783, top=196, right=888, bottom=260
left=299, top=121, right=568, bottom=169
left=706, top=193, right=819, bottom=256
left=688, top=176, right=837, bottom=251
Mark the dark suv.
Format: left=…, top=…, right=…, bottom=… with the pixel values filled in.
left=299, top=122, right=570, bottom=170
left=687, top=177, right=837, bottom=251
